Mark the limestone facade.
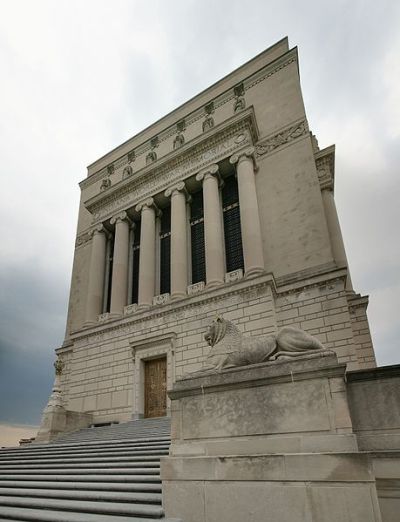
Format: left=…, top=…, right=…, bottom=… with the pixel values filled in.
left=55, top=37, right=376, bottom=424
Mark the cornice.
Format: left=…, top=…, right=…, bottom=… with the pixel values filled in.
left=84, top=109, right=259, bottom=223
left=80, top=48, right=298, bottom=189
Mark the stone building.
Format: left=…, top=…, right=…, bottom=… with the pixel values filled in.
left=56, top=36, right=375, bottom=425
left=3, top=37, right=400, bottom=522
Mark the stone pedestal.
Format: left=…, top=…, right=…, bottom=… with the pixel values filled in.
left=35, top=374, right=93, bottom=444
left=161, top=353, right=382, bottom=522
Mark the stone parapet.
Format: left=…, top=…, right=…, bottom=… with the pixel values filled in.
left=162, top=353, right=382, bottom=522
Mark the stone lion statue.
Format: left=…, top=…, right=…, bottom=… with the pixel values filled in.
left=199, top=316, right=327, bottom=372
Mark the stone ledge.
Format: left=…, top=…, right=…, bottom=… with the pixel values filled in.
left=161, top=452, right=374, bottom=482
left=169, top=352, right=344, bottom=399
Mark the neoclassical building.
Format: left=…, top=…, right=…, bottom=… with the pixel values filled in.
left=55, top=37, right=376, bottom=425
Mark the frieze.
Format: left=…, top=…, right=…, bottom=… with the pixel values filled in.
left=255, top=119, right=308, bottom=158
left=80, top=49, right=297, bottom=190
left=87, top=114, right=257, bottom=223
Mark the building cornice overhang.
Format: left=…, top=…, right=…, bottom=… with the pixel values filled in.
left=83, top=42, right=296, bottom=179
left=84, top=107, right=259, bottom=224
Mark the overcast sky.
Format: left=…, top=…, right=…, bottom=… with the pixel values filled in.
left=0, top=0, right=399, bottom=428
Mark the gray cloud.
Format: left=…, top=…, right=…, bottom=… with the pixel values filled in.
left=0, top=0, right=399, bottom=424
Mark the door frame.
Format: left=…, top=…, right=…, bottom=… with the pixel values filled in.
left=129, top=332, right=176, bottom=419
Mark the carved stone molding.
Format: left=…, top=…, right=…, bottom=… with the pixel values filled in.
left=164, top=181, right=190, bottom=201
left=187, top=282, right=205, bottom=295
left=124, top=303, right=138, bottom=316
left=315, top=145, right=335, bottom=191
left=173, top=133, right=185, bottom=150
left=135, top=197, right=160, bottom=216
left=255, top=120, right=308, bottom=158
left=100, top=178, right=111, bottom=191
left=123, top=165, right=133, bottom=179
left=110, top=210, right=130, bottom=226
left=75, top=231, right=92, bottom=248
left=225, top=269, right=244, bottom=283
left=86, top=110, right=258, bottom=223
left=153, top=293, right=170, bottom=306
left=80, top=49, right=297, bottom=190
left=196, top=164, right=220, bottom=184
left=230, top=146, right=256, bottom=167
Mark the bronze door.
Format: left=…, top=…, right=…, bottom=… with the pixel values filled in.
left=144, top=357, right=167, bottom=418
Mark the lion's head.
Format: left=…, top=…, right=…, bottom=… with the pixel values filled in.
left=204, top=316, right=242, bottom=348
left=204, top=316, right=226, bottom=347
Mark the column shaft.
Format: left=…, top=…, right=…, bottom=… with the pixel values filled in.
left=233, top=150, right=265, bottom=276
left=137, top=200, right=157, bottom=307
left=84, top=226, right=107, bottom=325
left=197, top=166, right=225, bottom=288
left=167, top=184, right=188, bottom=299
left=322, top=188, right=353, bottom=291
left=110, top=212, right=130, bottom=315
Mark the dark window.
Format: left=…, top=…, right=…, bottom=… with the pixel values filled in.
left=190, top=190, right=206, bottom=284
left=160, top=206, right=171, bottom=294
left=131, top=220, right=141, bottom=304
left=105, top=236, right=114, bottom=312
left=222, top=175, right=244, bottom=272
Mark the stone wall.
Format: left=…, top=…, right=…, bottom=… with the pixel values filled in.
left=58, top=270, right=374, bottom=423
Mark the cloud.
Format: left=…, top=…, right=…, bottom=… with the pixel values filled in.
left=0, top=0, right=399, bottom=425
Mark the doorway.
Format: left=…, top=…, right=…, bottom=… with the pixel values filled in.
left=144, top=357, right=167, bottom=418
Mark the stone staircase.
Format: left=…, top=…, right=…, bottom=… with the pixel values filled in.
left=0, top=417, right=178, bottom=521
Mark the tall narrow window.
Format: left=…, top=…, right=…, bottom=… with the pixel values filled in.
left=104, top=235, right=114, bottom=312
left=190, top=190, right=206, bottom=283
left=159, top=206, right=171, bottom=294
left=131, top=220, right=141, bottom=304
left=222, top=175, right=244, bottom=272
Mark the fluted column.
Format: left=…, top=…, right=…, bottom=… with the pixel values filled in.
left=230, top=147, right=264, bottom=277
left=196, top=164, right=225, bottom=288
left=109, top=211, right=131, bottom=315
left=136, top=198, right=158, bottom=307
left=322, top=188, right=353, bottom=291
left=165, top=182, right=190, bottom=300
left=84, top=224, right=107, bottom=325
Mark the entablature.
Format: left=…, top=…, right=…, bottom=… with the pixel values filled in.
left=84, top=108, right=259, bottom=224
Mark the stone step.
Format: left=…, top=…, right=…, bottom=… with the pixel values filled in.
left=0, top=481, right=161, bottom=493
left=0, top=456, right=163, bottom=466
left=0, top=487, right=162, bottom=504
left=0, top=496, right=164, bottom=518
left=0, top=469, right=161, bottom=483
left=0, top=506, right=181, bottom=522
left=0, top=466, right=160, bottom=474
left=0, top=445, right=170, bottom=459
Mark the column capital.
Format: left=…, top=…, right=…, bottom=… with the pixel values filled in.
left=230, top=147, right=257, bottom=170
left=110, top=210, right=131, bottom=226
left=135, top=197, right=161, bottom=216
left=165, top=181, right=191, bottom=202
left=196, top=164, right=222, bottom=184
left=89, top=224, right=106, bottom=238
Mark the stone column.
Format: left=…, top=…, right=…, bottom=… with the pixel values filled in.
left=109, top=211, right=131, bottom=316
left=196, top=164, right=225, bottom=288
left=84, top=224, right=107, bottom=325
left=230, top=147, right=265, bottom=277
left=322, top=188, right=353, bottom=291
left=165, top=182, right=190, bottom=300
left=136, top=198, right=158, bottom=308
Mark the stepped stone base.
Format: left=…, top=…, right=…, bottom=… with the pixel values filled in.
left=161, top=353, right=383, bottom=522
left=0, top=417, right=178, bottom=521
